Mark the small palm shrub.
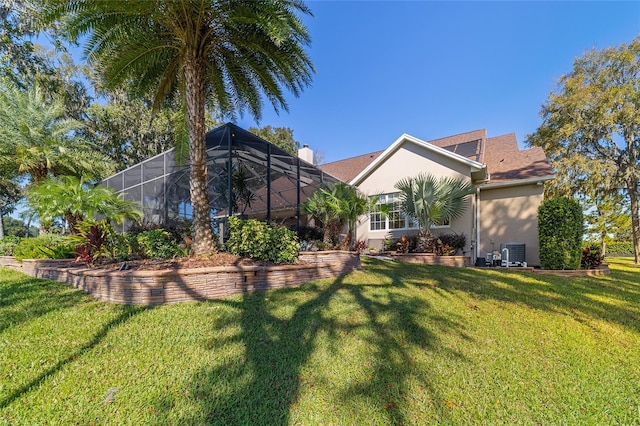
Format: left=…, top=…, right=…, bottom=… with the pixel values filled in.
left=226, top=217, right=298, bottom=264
left=0, top=236, right=22, bottom=256
left=13, top=234, right=77, bottom=260
left=538, top=197, right=583, bottom=270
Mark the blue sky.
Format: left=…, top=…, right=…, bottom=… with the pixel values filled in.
left=237, top=1, right=640, bottom=163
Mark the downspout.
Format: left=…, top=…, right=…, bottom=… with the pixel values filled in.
left=476, top=187, right=481, bottom=263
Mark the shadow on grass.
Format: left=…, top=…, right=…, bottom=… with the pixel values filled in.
left=0, top=271, right=89, bottom=334
left=0, top=304, right=148, bottom=409
left=363, top=258, right=640, bottom=333
left=157, top=263, right=469, bottom=425
left=150, top=257, right=639, bottom=424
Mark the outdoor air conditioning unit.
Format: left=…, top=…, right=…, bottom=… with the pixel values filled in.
left=500, top=242, right=526, bottom=267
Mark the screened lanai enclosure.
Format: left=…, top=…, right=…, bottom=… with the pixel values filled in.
left=102, top=123, right=339, bottom=235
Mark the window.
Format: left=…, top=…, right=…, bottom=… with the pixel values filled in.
left=369, top=193, right=450, bottom=231
left=369, top=193, right=419, bottom=231
left=369, top=196, right=386, bottom=230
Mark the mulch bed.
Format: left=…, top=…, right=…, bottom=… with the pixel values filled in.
left=29, top=254, right=273, bottom=271
left=91, top=253, right=273, bottom=271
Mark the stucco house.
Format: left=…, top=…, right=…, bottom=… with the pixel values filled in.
left=318, top=129, right=554, bottom=266
left=102, top=123, right=553, bottom=266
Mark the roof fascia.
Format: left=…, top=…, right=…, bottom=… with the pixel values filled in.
left=349, top=133, right=487, bottom=186
left=478, top=174, right=555, bottom=190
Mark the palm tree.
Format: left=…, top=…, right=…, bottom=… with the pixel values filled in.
left=0, top=83, right=114, bottom=183
left=48, top=0, right=314, bottom=255
left=395, top=173, right=475, bottom=250
left=25, top=175, right=142, bottom=233
left=302, top=182, right=372, bottom=249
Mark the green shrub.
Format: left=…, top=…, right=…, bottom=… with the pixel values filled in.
left=0, top=236, right=22, bottom=256
left=112, top=233, right=135, bottom=261
left=136, top=229, right=186, bottom=259
left=606, top=240, right=634, bottom=256
left=538, top=197, right=583, bottom=270
left=13, top=234, right=76, bottom=260
left=225, top=217, right=298, bottom=264
left=128, top=219, right=193, bottom=245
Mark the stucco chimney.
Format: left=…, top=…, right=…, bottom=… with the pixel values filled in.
left=298, top=144, right=313, bottom=164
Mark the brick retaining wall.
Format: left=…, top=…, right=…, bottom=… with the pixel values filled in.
left=0, top=252, right=360, bottom=305
left=389, top=253, right=471, bottom=267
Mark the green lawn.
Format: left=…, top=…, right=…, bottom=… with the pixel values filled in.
left=1, top=258, right=639, bottom=425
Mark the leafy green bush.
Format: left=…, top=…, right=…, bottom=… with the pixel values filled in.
left=225, top=217, right=298, bottom=264
left=0, top=236, right=22, bottom=256
left=13, top=234, right=77, bottom=260
left=128, top=219, right=193, bottom=245
left=112, top=233, right=135, bottom=261
left=538, top=197, right=583, bottom=270
left=606, top=241, right=634, bottom=256
left=136, top=229, right=186, bottom=259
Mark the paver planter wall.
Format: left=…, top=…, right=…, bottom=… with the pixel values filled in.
left=1, top=251, right=360, bottom=305
left=0, top=256, right=22, bottom=270
left=389, top=253, right=471, bottom=267
left=531, top=264, right=610, bottom=277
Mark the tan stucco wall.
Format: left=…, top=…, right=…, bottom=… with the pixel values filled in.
left=479, top=183, right=543, bottom=266
left=354, top=143, right=475, bottom=253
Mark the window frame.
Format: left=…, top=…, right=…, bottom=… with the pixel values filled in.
left=369, top=193, right=451, bottom=231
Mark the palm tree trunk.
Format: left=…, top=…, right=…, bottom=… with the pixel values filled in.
left=185, top=56, right=217, bottom=256
left=340, top=230, right=353, bottom=251
left=0, top=212, right=4, bottom=239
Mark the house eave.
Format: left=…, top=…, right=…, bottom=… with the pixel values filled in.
left=477, top=174, right=555, bottom=190
left=350, top=133, right=487, bottom=186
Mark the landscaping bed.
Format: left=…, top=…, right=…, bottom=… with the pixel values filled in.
left=387, top=252, right=471, bottom=267
left=0, top=251, right=361, bottom=305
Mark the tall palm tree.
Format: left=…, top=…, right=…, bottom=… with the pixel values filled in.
left=48, top=0, right=314, bottom=255
left=395, top=173, right=475, bottom=240
left=0, top=83, right=113, bottom=183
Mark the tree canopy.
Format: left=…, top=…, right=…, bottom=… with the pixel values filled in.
left=48, top=0, right=315, bottom=255
left=249, top=125, right=300, bottom=156
left=527, top=37, right=640, bottom=263
left=0, top=82, right=114, bottom=183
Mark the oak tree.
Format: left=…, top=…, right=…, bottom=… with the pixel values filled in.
left=528, top=37, right=640, bottom=263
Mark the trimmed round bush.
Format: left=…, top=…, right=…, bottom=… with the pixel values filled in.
left=225, top=217, right=298, bottom=264
left=538, top=197, right=583, bottom=269
left=136, top=229, right=186, bottom=259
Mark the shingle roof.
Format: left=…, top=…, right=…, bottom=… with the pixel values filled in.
left=483, top=133, right=553, bottom=182
left=428, top=129, right=486, bottom=163
left=317, top=129, right=553, bottom=185
left=318, top=150, right=384, bottom=183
